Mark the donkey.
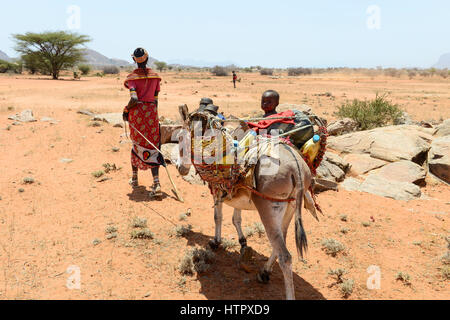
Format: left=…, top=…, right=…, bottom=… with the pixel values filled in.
left=176, top=105, right=319, bottom=300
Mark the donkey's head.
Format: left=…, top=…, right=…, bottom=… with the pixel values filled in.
left=176, top=104, right=220, bottom=176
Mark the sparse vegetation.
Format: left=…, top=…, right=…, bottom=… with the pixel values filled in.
left=441, top=266, right=450, bottom=279
left=396, top=272, right=411, bottom=285
left=328, top=268, right=347, bottom=283
left=336, top=93, right=403, bottom=130
left=23, top=177, right=35, bottom=184
left=91, top=171, right=104, bottom=178
left=179, top=247, right=215, bottom=275
left=340, top=214, right=348, bottom=222
left=321, top=238, right=345, bottom=256
left=130, top=228, right=154, bottom=239
left=154, top=61, right=167, bottom=72
left=288, top=67, right=312, bottom=76
left=260, top=68, right=273, bottom=76
left=221, top=238, right=238, bottom=250
left=78, top=64, right=91, bottom=75
left=175, top=224, right=193, bottom=238
left=340, top=279, right=354, bottom=297
left=102, top=65, right=120, bottom=75
left=211, top=66, right=228, bottom=77
left=131, top=217, right=147, bottom=228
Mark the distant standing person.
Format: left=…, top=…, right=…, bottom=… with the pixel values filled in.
left=122, top=48, right=163, bottom=198
left=232, top=71, right=237, bottom=88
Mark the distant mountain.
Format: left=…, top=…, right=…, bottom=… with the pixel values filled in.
left=0, top=50, right=11, bottom=62
left=433, top=53, right=450, bottom=69
left=82, top=48, right=157, bottom=68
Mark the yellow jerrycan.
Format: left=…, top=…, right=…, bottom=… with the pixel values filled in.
left=301, top=134, right=321, bottom=165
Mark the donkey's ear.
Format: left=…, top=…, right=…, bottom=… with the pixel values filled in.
left=179, top=104, right=189, bottom=122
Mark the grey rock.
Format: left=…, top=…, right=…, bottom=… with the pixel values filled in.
left=59, top=158, right=73, bottom=164
left=92, top=113, right=123, bottom=128
left=77, top=109, right=95, bottom=117
left=359, top=174, right=421, bottom=201
left=434, top=119, right=450, bottom=137
left=324, top=152, right=350, bottom=173
left=375, top=160, right=426, bottom=186
left=316, top=159, right=346, bottom=183
left=339, top=177, right=362, bottom=191
left=313, top=178, right=338, bottom=193
left=343, top=154, right=387, bottom=175
left=328, top=125, right=433, bottom=164
left=428, top=135, right=450, bottom=184
left=40, top=117, right=59, bottom=124
left=327, top=118, right=358, bottom=136
left=8, top=109, right=37, bottom=123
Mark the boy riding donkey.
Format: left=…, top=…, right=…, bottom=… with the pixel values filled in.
left=122, top=48, right=164, bottom=199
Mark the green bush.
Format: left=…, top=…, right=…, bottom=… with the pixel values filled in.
left=211, top=66, right=228, bottom=76
left=288, top=67, right=312, bottom=76
left=78, top=64, right=91, bottom=75
left=336, top=93, right=403, bottom=131
left=260, top=68, right=273, bottom=76
left=0, top=59, right=21, bottom=74
left=102, top=65, right=120, bottom=75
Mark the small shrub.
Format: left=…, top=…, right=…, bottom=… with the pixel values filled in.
left=441, top=252, right=450, bottom=265
left=105, top=226, right=118, bottom=234
left=340, top=227, right=350, bottom=234
left=130, top=228, right=154, bottom=239
left=102, top=65, right=120, bottom=75
left=221, top=238, right=238, bottom=250
left=106, top=233, right=117, bottom=240
left=340, top=279, right=354, bottom=297
left=396, top=272, right=411, bottom=285
left=328, top=268, right=347, bottom=283
left=336, top=93, right=403, bottom=130
left=288, top=67, right=312, bottom=76
left=384, top=68, right=401, bottom=77
left=211, top=66, right=228, bottom=76
left=78, top=64, right=91, bottom=75
left=321, top=238, right=345, bottom=256
left=179, top=247, right=215, bottom=275
left=260, top=68, right=273, bottom=76
left=362, top=221, right=371, bottom=227
left=179, top=213, right=188, bottom=221
left=175, top=224, right=193, bottom=238
left=92, top=171, right=104, bottom=178
left=441, top=266, right=450, bottom=279
left=340, top=214, right=348, bottom=222
left=23, top=177, right=35, bottom=184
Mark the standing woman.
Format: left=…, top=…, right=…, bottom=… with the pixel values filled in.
left=123, top=48, right=163, bottom=198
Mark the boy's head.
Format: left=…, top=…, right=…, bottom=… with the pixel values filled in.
left=261, top=90, right=280, bottom=114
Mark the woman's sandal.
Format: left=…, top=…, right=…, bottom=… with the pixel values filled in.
left=149, top=182, right=163, bottom=199
left=129, top=178, right=138, bottom=188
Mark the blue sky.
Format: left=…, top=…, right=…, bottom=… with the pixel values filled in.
left=0, top=0, right=449, bottom=68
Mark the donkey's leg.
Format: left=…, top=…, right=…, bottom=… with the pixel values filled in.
left=253, top=198, right=295, bottom=300
left=258, top=202, right=296, bottom=283
left=233, top=209, right=253, bottom=262
left=232, top=209, right=247, bottom=248
left=209, top=202, right=223, bottom=250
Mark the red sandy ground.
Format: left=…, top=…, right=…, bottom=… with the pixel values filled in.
left=0, top=72, right=448, bottom=300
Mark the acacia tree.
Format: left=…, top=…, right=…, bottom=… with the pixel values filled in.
left=13, top=31, right=91, bottom=79
left=154, top=61, right=167, bottom=72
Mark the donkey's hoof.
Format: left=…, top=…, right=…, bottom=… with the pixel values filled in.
left=240, top=246, right=253, bottom=263
left=257, top=270, right=271, bottom=284
left=208, top=239, right=221, bottom=251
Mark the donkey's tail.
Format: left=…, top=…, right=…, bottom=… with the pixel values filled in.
left=295, top=189, right=308, bottom=259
